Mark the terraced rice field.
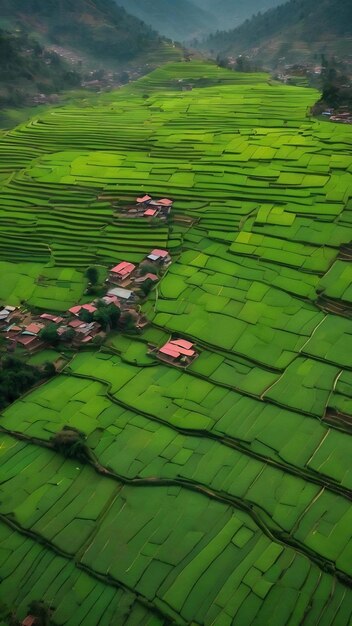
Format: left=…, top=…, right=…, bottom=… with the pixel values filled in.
left=0, top=61, right=352, bottom=624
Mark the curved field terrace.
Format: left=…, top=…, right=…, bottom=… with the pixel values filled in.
left=0, top=61, right=352, bottom=625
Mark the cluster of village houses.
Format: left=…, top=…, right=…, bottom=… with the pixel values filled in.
left=322, top=109, right=352, bottom=124
left=120, top=195, right=173, bottom=220
left=0, top=195, right=199, bottom=369
left=0, top=248, right=171, bottom=354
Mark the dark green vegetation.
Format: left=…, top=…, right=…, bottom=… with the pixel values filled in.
left=0, top=60, right=352, bottom=623
left=203, top=0, right=352, bottom=66
left=0, top=0, right=178, bottom=67
left=0, top=29, right=80, bottom=107
left=317, top=56, right=352, bottom=111
left=0, top=355, right=54, bottom=410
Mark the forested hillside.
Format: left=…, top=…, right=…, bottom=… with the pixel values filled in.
left=0, top=29, right=80, bottom=107
left=0, top=0, right=166, bottom=64
left=203, top=0, right=352, bottom=65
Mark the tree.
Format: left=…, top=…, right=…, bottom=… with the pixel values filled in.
left=79, top=308, right=93, bottom=323
left=42, top=362, right=56, bottom=378
left=140, top=278, right=154, bottom=296
left=86, top=266, right=99, bottom=286
left=27, top=600, right=52, bottom=626
left=50, top=426, right=105, bottom=471
left=93, top=308, right=111, bottom=330
left=39, top=323, right=60, bottom=346
left=106, top=303, right=120, bottom=328
left=60, top=327, right=75, bottom=343
left=138, top=261, right=157, bottom=276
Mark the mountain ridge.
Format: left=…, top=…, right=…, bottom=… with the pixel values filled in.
left=202, top=0, right=352, bottom=66
left=0, top=0, right=167, bottom=64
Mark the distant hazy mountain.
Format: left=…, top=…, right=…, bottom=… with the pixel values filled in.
left=203, top=0, right=352, bottom=66
left=192, top=0, right=283, bottom=31
left=115, top=0, right=214, bottom=40
left=0, top=0, right=164, bottom=64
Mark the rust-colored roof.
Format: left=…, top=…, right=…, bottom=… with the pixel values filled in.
left=17, top=335, right=37, bottom=346
left=25, top=323, right=43, bottom=335
left=137, top=194, right=152, bottom=203
left=69, top=319, right=84, bottom=329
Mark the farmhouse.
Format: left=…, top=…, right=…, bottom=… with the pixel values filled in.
left=134, top=272, right=159, bottom=286
left=108, top=261, right=136, bottom=285
left=40, top=313, right=64, bottom=324
left=131, top=195, right=173, bottom=220
left=144, top=207, right=158, bottom=217
left=107, top=287, right=136, bottom=303
left=23, top=322, right=45, bottom=336
left=68, top=303, right=97, bottom=317
left=0, top=306, right=20, bottom=332
left=16, top=335, right=44, bottom=353
left=147, top=249, right=172, bottom=267
left=152, top=338, right=198, bottom=368
left=136, top=194, right=152, bottom=205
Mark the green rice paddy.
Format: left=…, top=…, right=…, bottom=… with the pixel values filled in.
left=0, top=60, right=352, bottom=624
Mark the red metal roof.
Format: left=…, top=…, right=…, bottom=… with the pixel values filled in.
left=150, top=249, right=169, bottom=258
left=81, top=335, right=93, bottom=343
left=143, top=273, right=159, bottom=282
left=17, top=335, right=37, bottom=346
left=40, top=313, right=64, bottom=323
left=111, top=262, right=135, bottom=276
left=157, top=198, right=173, bottom=206
left=175, top=346, right=195, bottom=356
left=69, top=319, right=83, bottom=329
left=82, top=304, right=97, bottom=313
left=25, top=323, right=43, bottom=335
left=159, top=339, right=195, bottom=359
left=144, top=208, right=157, bottom=217
left=69, top=305, right=82, bottom=315
left=171, top=339, right=194, bottom=350
left=159, top=344, right=180, bottom=358
left=137, top=194, right=152, bottom=203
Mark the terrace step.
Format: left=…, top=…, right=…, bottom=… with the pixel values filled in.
left=316, top=295, right=352, bottom=318
left=339, top=243, right=352, bottom=260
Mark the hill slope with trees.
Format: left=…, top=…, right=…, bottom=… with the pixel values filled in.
left=0, top=29, right=81, bottom=107
left=203, top=0, right=352, bottom=66
left=0, top=0, right=167, bottom=64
